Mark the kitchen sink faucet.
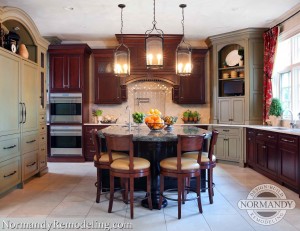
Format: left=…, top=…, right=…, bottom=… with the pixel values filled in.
left=283, top=109, right=296, bottom=128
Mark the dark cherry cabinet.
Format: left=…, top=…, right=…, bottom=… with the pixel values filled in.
left=172, top=49, right=208, bottom=104
left=93, top=49, right=126, bottom=104
left=49, top=44, right=91, bottom=92
left=246, top=128, right=300, bottom=194
left=83, top=125, right=110, bottom=161
left=278, top=134, right=299, bottom=189
left=246, top=129, right=256, bottom=166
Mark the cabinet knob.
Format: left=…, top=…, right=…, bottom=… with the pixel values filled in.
left=281, top=138, right=294, bottom=143
left=262, top=145, right=266, bottom=149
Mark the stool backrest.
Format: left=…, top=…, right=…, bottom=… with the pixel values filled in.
left=104, top=133, right=134, bottom=168
left=91, top=129, right=101, bottom=162
left=177, top=134, right=205, bottom=169
left=208, top=130, right=219, bottom=161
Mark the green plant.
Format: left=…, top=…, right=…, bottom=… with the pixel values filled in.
left=269, top=98, right=283, bottom=117
left=93, top=109, right=103, bottom=117
left=193, top=111, right=200, bottom=118
left=183, top=110, right=191, bottom=118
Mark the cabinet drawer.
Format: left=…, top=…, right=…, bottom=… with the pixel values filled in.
left=22, top=151, right=39, bottom=180
left=0, top=156, right=21, bottom=193
left=215, top=127, right=240, bottom=136
left=0, top=134, right=20, bottom=162
left=256, top=131, right=277, bottom=142
left=22, top=133, right=38, bottom=154
left=278, top=134, right=298, bottom=149
left=39, top=124, right=47, bottom=134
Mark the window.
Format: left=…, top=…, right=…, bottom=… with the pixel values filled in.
left=272, top=32, right=300, bottom=119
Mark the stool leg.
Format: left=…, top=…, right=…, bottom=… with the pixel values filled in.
left=147, top=174, right=153, bottom=210
left=108, top=173, right=114, bottom=213
left=130, top=177, right=134, bottom=219
left=208, top=168, right=213, bottom=204
left=96, top=168, right=101, bottom=203
left=158, top=174, right=164, bottom=210
left=196, top=174, right=203, bottom=213
left=182, top=177, right=186, bottom=204
left=178, top=175, right=182, bottom=219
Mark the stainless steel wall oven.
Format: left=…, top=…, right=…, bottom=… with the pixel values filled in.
left=50, top=125, right=82, bottom=156
left=50, top=93, right=82, bottom=124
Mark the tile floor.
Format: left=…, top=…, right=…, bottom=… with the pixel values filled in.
left=0, top=162, right=300, bottom=231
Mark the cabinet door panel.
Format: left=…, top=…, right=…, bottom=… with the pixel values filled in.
left=256, top=140, right=266, bottom=169
left=218, top=99, right=230, bottom=124
left=227, top=137, right=240, bottom=161
left=50, top=55, right=65, bottom=91
left=246, top=129, right=255, bottom=166
left=22, top=62, right=39, bottom=132
left=214, top=135, right=225, bottom=159
left=266, top=142, right=277, bottom=175
left=231, top=98, right=244, bottom=124
left=0, top=52, right=21, bottom=136
left=68, top=55, right=81, bottom=90
left=278, top=148, right=298, bottom=187
left=95, top=75, right=121, bottom=104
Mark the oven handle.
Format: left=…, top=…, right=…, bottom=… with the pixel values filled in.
left=50, top=131, right=82, bottom=136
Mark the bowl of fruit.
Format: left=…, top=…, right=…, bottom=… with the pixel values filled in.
left=163, top=116, right=178, bottom=130
left=144, top=109, right=165, bottom=131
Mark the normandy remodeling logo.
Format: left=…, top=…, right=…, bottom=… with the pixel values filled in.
left=238, top=184, right=295, bottom=225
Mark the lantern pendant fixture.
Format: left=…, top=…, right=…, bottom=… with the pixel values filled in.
left=114, top=4, right=130, bottom=77
left=145, top=0, right=164, bottom=69
left=176, top=4, right=192, bottom=76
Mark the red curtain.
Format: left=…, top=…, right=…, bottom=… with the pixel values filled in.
left=263, top=26, right=279, bottom=123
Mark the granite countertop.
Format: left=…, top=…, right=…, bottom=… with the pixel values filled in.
left=97, top=125, right=210, bottom=142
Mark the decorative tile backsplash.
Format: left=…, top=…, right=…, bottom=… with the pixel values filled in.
left=90, top=81, right=210, bottom=124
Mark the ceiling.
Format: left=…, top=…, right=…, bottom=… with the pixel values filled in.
left=1, top=0, right=300, bottom=48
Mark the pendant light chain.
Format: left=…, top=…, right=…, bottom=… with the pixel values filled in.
left=181, top=6, right=185, bottom=41
left=152, top=0, right=157, bottom=27
left=120, top=5, right=124, bottom=44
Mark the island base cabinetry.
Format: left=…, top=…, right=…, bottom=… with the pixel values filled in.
left=246, top=128, right=299, bottom=195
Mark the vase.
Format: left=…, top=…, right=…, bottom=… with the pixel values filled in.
left=269, top=115, right=281, bottom=127
left=19, top=44, right=29, bottom=59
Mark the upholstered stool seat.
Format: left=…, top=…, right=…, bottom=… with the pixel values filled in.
left=111, top=157, right=150, bottom=170
left=94, top=152, right=128, bottom=163
left=160, top=157, right=200, bottom=170
left=182, top=152, right=216, bottom=163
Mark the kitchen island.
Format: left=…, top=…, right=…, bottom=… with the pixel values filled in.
left=98, top=125, right=210, bottom=209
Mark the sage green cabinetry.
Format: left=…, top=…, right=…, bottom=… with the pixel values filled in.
left=206, top=28, right=265, bottom=125
left=218, top=97, right=244, bottom=124
left=212, top=126, right=244, bottom=166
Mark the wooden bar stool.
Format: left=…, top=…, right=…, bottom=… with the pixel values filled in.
left=183, top=130, right=219, bottom=204
left=158, top=134, right=205, bottom=219
left=104, top=133, right=152, bottom=219
left=91, top=129, right=128, bottom=203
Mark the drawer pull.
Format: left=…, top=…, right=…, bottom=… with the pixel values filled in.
left=26, top=139, right=36, bottom=144
left=41, top=148, right=45, bottom=151
left=90, top=150, right=96, bottom=153
left=3, top=145, right=17, bottom=150
left=223, top=129, right=229, bottom=132
left=41, top=117, right=44, bottom=120
left=42, top=127, right=45, bottom=129
left=267, top=136, right=275, bottom=139
left=4, top=171, right=17, bottom=178
left=281, top=138, right=295, bottom=143
left=26, top=162, right=36, bottom=167
left=257, top=133, right=264, bottom=136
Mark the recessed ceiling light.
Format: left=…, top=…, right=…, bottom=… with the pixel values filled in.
left=64, top=7, right=74, bottom=11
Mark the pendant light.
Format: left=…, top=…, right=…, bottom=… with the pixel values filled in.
left=114, top=4, right=130, bottom=77
left=145, top=0, right=164, bottom=69
left=176, top=4, right=192, bottom=76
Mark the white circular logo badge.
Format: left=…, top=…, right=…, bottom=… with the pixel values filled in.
left=238, top=184, right=295, bottom=225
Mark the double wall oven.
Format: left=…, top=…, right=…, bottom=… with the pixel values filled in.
left=49, top=93, right=83, bottom=156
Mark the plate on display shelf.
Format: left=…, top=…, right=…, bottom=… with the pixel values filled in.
left=225, top=50, right=241, bottom=67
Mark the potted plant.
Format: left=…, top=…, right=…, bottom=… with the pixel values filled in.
left=192, top=111, right=200, bottom=122
left=182, top=110, right=191, bottom=123
left=92, top=109, right=103, bottom=123
left=268, top=98, right=283, bottom=126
